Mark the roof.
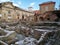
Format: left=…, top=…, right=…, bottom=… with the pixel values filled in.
left=15, top=6, right=34, bottom=13
left=0, top=2, right=34, bottom=13
left=39, top=1, right=55, bottom=6
left=0, top=2, right=12, bottom=5
left=34, top=10, right=40, bottom=15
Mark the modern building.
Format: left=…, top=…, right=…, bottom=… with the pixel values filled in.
left=0, top=2, right=34, bottom=22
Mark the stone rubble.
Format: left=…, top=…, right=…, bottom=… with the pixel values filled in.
left=0, top=22, right=60, bottom=45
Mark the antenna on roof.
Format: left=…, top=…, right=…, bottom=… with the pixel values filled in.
left=59, top=5, right=60, bottom=10
left=28, top=7, right=33, bottom=12
left=59, top=1, right=60, bottom=10
left=55, top=8, right=57, bottom=10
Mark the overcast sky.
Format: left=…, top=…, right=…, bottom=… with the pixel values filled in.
left=0, top=0, right=60, bottom=10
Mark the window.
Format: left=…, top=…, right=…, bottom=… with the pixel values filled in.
left=8, top=15, right=12, bottom=19
left=0, top=17, right=1, bottom=19
left=17, top=13, right=20, bottom=19
left=0, top=14, right=2, bottom=17
left=22, top=15, right=24, bottom=20
left=8, top=15, right=11, bottom=17
left=39, top=17, right=44, bottom=21
left=4, top=13, right=6, bottom=17
left=0, top=14, right=2, bottom=19
left=47, top=18, right=50, bottom=20
left=45, top=6, right=48, bottom=11
left=8, top=10, right=11, bottom=14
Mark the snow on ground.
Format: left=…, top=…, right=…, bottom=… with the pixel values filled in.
left=37, top=32, right=48, bottom=43
left=15, top=40, right=24, bottom=45
left=35, top=29, right=58, bottom=32
left=4, top=30, right=15, bottom=37
left=15, top=37, right=37, bottom=45
left=0, top=40, right=8, bottom=45
left=16, top=34, right=25, bottom=40
left=0, top=28, right=15, bottom=38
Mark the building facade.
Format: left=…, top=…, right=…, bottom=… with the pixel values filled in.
left=34, top=1, right=56, bottom=22
left=39, top=1, right=55, bottom=14
left=0, top=2, right=34, bottom=22
left=34, top=10, right=40, bottom=22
